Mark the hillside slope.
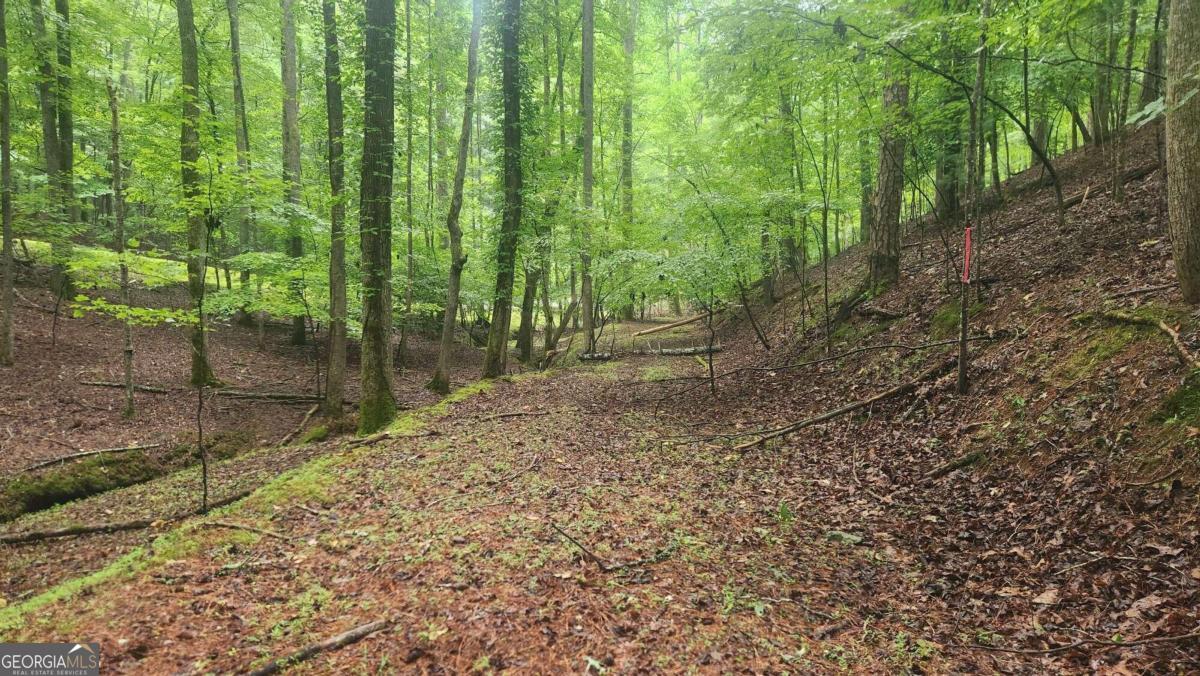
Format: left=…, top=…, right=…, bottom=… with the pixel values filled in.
left=2, top=127, right=1198, bottom=673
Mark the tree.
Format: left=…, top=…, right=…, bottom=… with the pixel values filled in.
left=322, top=0, right=348, bottom=417
left=358, top=0, right=397, bottom=432
left=106, top=80, right=134, bottom=418
left=282, top=0, right=306, bottom=345
left=177, top=0, right=215, bottom=386
left=868, top=66, right=908, bottom=290
left=481, top=0, right=523, bottom=378
left=54, top=0, right=75, bottom=224
left=429, top=0, right=482, bottom=394
left=226, top=0, right=253, bottom=287
left=0, top=0, right=12, bottom=367
left=1167, top=0, right=1200, bottom=301
left=580, top=0, right=595, bottom=353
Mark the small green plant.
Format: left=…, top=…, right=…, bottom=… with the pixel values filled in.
left=775, top=501, right=796, bottom=529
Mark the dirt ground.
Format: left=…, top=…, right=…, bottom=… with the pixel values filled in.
left=2, top=125, right=1199, bottom=672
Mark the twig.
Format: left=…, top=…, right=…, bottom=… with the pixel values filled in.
left=245, top=620, right=390, bottom=676
left=549, top=522, right=676, bottom=573
left=479, top=410, right=552, bottom=421
left=1097, top=311, right=1200, bottom=369
left=23, top=444, right=162, bottom=472
left=1122, top=466, right=1182, bottom=487
left=1106, top=283, right=1174, bottom=299
left=959, top=628, right=1200, bottom=656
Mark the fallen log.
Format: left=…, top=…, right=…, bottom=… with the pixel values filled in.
left=632, top=312, right=707, bottom=337
left=218, top=390, right=323, bottom=402
left=276, top=404, right=320, bottom=447
left=855, top=304, right=907, bottom=321
left=631, top=346, right=722, bottom=356
left=246, top=620, right=390, bottom=676
left=0, top=487, right=255, bottom=545
left=579, top=353, right=614, bottom=361
left=1063, top=162, right=1159, bottom=209
left=23, top=444, right=162, bottom=472
left=80, top=380, right=170, bottom=394
left=733, top=357, right=957, bottom=451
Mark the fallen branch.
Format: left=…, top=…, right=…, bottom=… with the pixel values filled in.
left=733, top=357, right=957, bottom=451
left=479, top=410, right=551, bottom=421
left=1097, top=311, right=1200, bottom=369
left=632, top=312, right=707, bottom=337
left=1063, top=162, right=1159, bottom=209
left=277, top=405, right=320, bottom=447
left=0, top=487, right=255, bottom=545
left=855, top=304, right=907, bottom=321
left=579, top=352, right=614, bottom=361
left=343, top=430, right=439, bottom=450
left=245, top=620, right=390, bottom=676
left=201, top=520, right=291, bottom=541
left=1106, top=283, right=1174, bottom=299
left=924, top=449, right=986, bottom=480
left=549, top=522, right=675, bottom=573
left=80, top=380, right=170, bottom=394
left=218, top=389, right=323, bottom=402
left=23, top=444, right=162, bottom=472
left=959, top=628, right=1200, bottom=656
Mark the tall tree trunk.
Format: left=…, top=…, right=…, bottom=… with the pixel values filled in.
left=358, top=0, right=397, bottom=431
left=1113, top=4, right=1138, bottom=203
left=30, top=0, right=65, bottom=296
left=1139, top=0, right=1166, bottom=108
left=579, top=0, right=595, bottom=353
left=226, top=0, right=253, bottom=287
left=399, top=0, right=414, bottom=364
left=868, top=71, right=908, bottom=289
left=322, top=0, right=347, bottom=417
left=177, top=0, right=215, bottom=386
left=482, top=0, right=522, bottom=377
left=516, top=264, right=538, bottom=361
left=53, top=0, right=75, bottom=224
left=282, top=0, right=306, bottom=345
left=107, top=80, right=134, bottom=417
left=1167, top=0, right=1200, bottom=301
left=620, top=0, right=636, bottom=226
left=429, top=0, right=481, bottom=394
left=0, top=0, right=12, bottom=367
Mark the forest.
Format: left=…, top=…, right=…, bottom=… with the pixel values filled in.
left=0, top=0, right=1199, bottom=670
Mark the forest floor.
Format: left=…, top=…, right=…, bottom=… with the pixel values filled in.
left=3, top=125, right=1200, bottom=673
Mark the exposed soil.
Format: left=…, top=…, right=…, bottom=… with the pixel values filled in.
left=3, top=125, right=1199, bottom=673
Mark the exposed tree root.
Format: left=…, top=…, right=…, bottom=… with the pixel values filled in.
left=245, top=620, right=390, bottom=676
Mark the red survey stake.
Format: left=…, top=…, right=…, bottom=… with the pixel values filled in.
left=962, top=226, right=972, bottom=283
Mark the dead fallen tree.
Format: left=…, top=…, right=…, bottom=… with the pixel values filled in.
left=80, top=380, right=170, bottom=394
left=23, top=444, right=162, bottom=472
left=579, top=353, right=615, bottom=361
left=218, top=389, right=323, bottom=402
left=631, top=346, right=722, bottom=357
left=0, top=486, right=255, bottom=545
left=1063, top=162, right=1159, bottom=209
left=632, top=312, right=707, bottom=337
left=732, top=357, right=957, bottom=451
left=246, top=620, right=390, bottom=676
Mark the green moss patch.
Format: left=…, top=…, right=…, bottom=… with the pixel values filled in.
left=930, top=299, right=985, bottom=339
left=0, top=452, right=162, bottom=523
left=1060, top=325, right=1141, bottom=381
left=1152, top=373, right=1200, bottom=427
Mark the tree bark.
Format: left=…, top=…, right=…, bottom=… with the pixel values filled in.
left=869, top=69, right=908, bottom=289
left=53, top=0, right=75, bottom=225
left=620, top=0, right=636, bottom=226
left=29, top=0, right=62, bottom=219
left=579, top=0, right=596, bottom=353
left=429, top=0, right=481, bottom=394
left=482, top=0, right=523, bottom=378
left=177, top=0, right=215, bottom=386
left=0, top=0, right=11, bottom=367
left=1167, top=0, right=1200, bottom=301
left=322, top=0, right=347, bottom=417
left=358, top=0, right=397, bottom=432
left=226, top=0, right=253, bottom=287
left=281, top=0, right=306, bottom=345
left=1140, top=0, right=1166, bottom=108
left=106, top=80, right=134, bottom=417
